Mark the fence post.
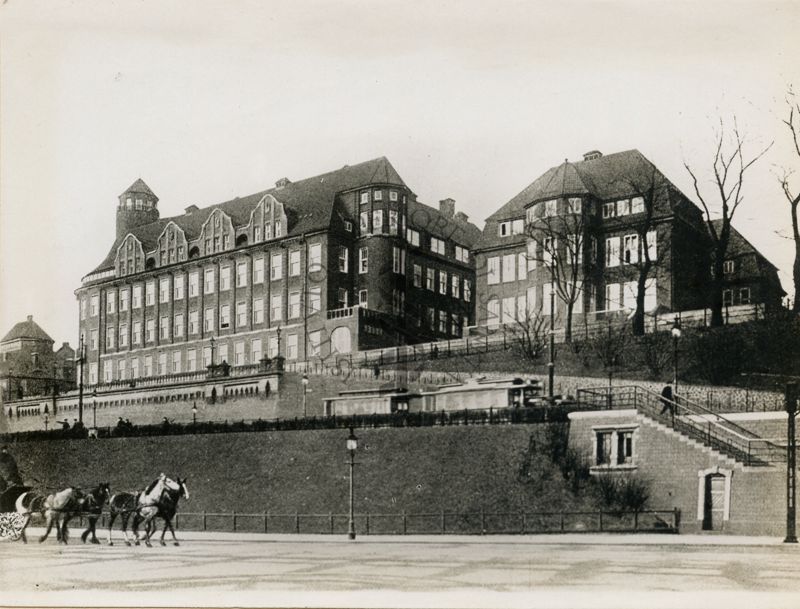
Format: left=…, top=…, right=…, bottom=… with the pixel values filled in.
left=263, top=511, right=268, bottom=534
left=441, top=510, right=446, bottom=534
left=481, top=509, right=486, bottom=534
left=296, top=511, right=300, bottom=534
left=403, top=511, right=407, bottom=535
left=203, top=510, right=207, bottom=531
left=233, top=511, right=237, bottom=532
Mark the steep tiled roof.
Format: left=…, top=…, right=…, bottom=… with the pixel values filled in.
left=711, top=219, right=778, bottom=270
left=407, top=199, right=482, bottom=248
left=1, top=317, right=54, bottom=344
left=476, top=149, right=679, bottom=251
left=91, top=157, right=407, bottom=274
left=122, top=178, right=158, bottom=199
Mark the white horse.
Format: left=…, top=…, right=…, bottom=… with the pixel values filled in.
left=15, top=487, right=83, bottom=544
left=134, top=476, right=189, bottom=547
left=106, top=474, right=173, bottom=546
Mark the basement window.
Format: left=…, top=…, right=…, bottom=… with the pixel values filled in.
left=591, top=425, right=638, bottom=472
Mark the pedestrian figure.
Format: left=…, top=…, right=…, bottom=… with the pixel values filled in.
left=660, top=383, right=674, bottom=416
left=61, top=419, right=70, bottom=431
left=0, top=445, right=23, bottom=487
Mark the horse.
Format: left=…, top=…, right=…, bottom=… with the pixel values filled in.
left=106, top=474, right=170, bottom=546
left=78, top=482, right=111, bottom=544
left=15, top=486, right=84, bottom=544
left=133, top=476, right=189, bottom=547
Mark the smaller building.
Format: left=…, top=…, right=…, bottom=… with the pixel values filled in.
left=0, top=315, right=75, bottom=401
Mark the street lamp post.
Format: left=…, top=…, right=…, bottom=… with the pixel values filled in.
left=77, top=335, right=85, bottom=425
left=547, top=264, right=556, bottom=401
left=276, top=326, right=282, bottom=358
left=346, top=427, right=358, bottom=540
left=209, top=336, right=216, bottom=368
left=44, top=413, right=49, bottom=431
left=302, top=374, right=309, bottom=418
left=785, top=383, right=798, bottom=544
left=92, top=389, right=98, bottom=429
left=192, top=401, right=198, bottom=426
left=671, top=320, right=682, bottom=396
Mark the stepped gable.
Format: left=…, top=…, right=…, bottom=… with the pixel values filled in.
left=1, top=315, right=54, bottom=344
left=475, top=149, right=679, bottom=251
left=89, top=157, right=407, bottom=275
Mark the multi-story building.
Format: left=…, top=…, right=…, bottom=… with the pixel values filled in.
left=713, top=220, right=785, bottom=311
left=76, top=157, right=479, bottom=387
left=474, top=149, right=725, bottom=333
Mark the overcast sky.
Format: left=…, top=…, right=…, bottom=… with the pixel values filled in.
left=1, top=0, right=798, bottom=346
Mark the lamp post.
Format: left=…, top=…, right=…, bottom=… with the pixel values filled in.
left=92, top=389, right=98, bottom=429
left=346, top=427, right=358, bottom=540
left=671, top=320, right=682, bottom=396
left=77, top=335, right=85, bottom=425
left=209, top=336, right=216, bottom=368
left=276, top=326, right=282, bottom=358
left=785, top=383, right=798, bottom=544
left=192, top=401, right=198, bottom=426
left=302, top=374, right=309, bottom=418
left=547, top=264, right=556, bottom=401
left=44, top=412, right=49, bottom=431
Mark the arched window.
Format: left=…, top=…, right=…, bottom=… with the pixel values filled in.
left=236, top=234, right=248, bottom=247
left=145, top=257, right=156, bottom=270
left=188, top=246, right=200, bottom=259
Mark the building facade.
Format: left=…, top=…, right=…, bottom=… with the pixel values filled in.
left=473, top=149, right=778, bottom=334
left=76, top=158, right=479, bottom=388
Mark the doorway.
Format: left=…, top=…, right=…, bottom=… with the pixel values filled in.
left=702, top=473, right=726, bottom=531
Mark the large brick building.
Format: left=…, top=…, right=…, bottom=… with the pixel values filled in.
left=473, top=149, right=781, bottom=333
left=76, top=158, right=479, bottom=387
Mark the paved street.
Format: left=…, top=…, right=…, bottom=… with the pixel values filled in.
left=1, top=532, right=799, bottom=608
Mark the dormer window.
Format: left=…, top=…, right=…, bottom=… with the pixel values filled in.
left=544, top=200, right=557, bottom=217
left=723, top=260, right=735, bottom=274
left=567, top=198, right=582, bottom=214
left=631, top=196, right=645, bottom=214
left=602, top=202, right=616, bottom=219
left=498, top=219, right=525, bottom=237
left=135, top=199, right=143, bottom=210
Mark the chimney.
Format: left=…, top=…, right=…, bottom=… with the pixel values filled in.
left=439, top=198, right=456, bottom=219
left=455, top=211, right=469, bottom=223
left=582, top=150, right=603, bottom=161
left=275, top=177, right=291, bottom=189
left=185, top=204, right=199, bottom=215
left=27, top=315, right=33, bottom=322
left=62, top=342, right=69, bottom=348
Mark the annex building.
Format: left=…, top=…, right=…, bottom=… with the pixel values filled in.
left=473, top=149, right=783, bottom=333
left=76, top=158, right=480, bottom=387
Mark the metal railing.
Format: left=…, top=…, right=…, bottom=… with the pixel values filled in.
left=80, top=507, right=680, bottom=536
left=576, top=385, right=786, bottom=466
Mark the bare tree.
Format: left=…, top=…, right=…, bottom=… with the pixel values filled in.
left=611, top=160, right=672, bottom=335
left=525, top=199, right=588, bottom=342
left=683, top=116, right=772, bottom=326
left=590, top=317, right=631, bottom=389
left=509, top=306, right=548, bottom=361
left=778, top=86, right=800, bottom=312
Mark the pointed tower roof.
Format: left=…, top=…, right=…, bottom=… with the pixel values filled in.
left=120, top=178, right=158, bottom=201
left=1, top=315, right=54, bottom=344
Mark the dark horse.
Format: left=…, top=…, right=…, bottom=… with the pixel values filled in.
left=106, top=474, right=169, bottom=546
left=133, top=476, right=189, bottom=547
left=79, top=482, right=111, bottom=544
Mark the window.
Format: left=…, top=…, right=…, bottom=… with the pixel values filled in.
left=89, top=362, right=98, bottom=384
left=119, top=324, right=128, bottom=347
left=80, top=298, right=88, bottom=320
left=487, top=298, right=500, bottom=325
left=251, top=339, right=262, bottom=363
left=574, top=281, right=584, bottom=314
left=502, top=297, right=516, bottom=323
left=591, top=237, right=598, bottom=263
left=174, top=313, right=184, bottom=337
left=107, top=291, right=116, bottom=314
left=289, top=250, right=301, bottom=276
left=237, top=261, right=248, bottom=287
left=426, top=268, right=435, bottom=291
left=203, top=347, right=212, bottom=368
left=501, top=254, right=515, bottom=283
left=159, top=278, right=170, bottom=303
left=146, top=282, right=155, bottom=306
left=236, top=302, right=247, bottom=327
left=204, top=269, right=215, bottom=294
left=544, top=199, right=557, bottom=217
left=623, top=234, right=639, bottom=264
left=392, top=246, right=405, bottom=274
left=220, top=266, right=231, bottom=291
left=189, top=310, right=199, bottom=334
left=596, top=431, right=613, bottom=465
left=567, top=197, right=582, bottom=214
left=160, top=316, right=169, bottom=339
left=543, top=237, right=557, bottom=266
left=372, top=209, right=383, bottom=234
left=499, top=220, right=523, bottom=236
left=617, top=199, right=630, bottom=216
left=389, top=210, right=398, bottom=235
left=390, top=190, right=398, bottom=202
left=288, top=292, right=301, bottom=319
left=220, top=304, right=231, bottom=329
left=645, top=230, right=657, bottom=261
left=359, top=289, right=368, bottom=306
left=218, top=343, right=228, bottom=364
left=131, top=358, right=139, bottom=379
left=133, top=321, right=142, bottom=345
left=222, top=234, right=230, bottom=250
left=623, top=281, right=638, bottom=311
left=90, top=294, right=99, bottom=316
left=360, top=191, right=369, bottom=205
left=254, top=226, right=261, bottom=242
left=253, top=257, right=264, bottom=284
left=527, top=240, right=537, bottom=271
left=204, top=308, right=215, bottom=332
left=132, top=285, right=142, bottom=308
left=287, top=334, right=298, bottom=360
left=430, top=237, right=445, bottom=254
left=645, top=279, right=657, bottom=311
left=265, top=224, right=272, bottom=240
left=249, top=297, right=263, bottom=323
left=487, top=257, right=500, bottom=285
left=308, top=287, right=321, bottom=313
left=174, top=275, right=185, bottom=300
left=451, top=275, right=460, bottom=298
left=271, top=253, right=283, bottom=280
left=526, top=286, right=536, bottom=314
left=464, top=279, right=472, bottom=302
left=158, top=353, right=167, bottom=375
left=271, top=294, right=283, bottom=321
left=268, top=336, right=279, bottom=358
left=605, top=283, right=620, bottom=311
left=308, top=243, right=322, bottom=271
left=104, top=362, right=113, bottom=384
left=234, top=341, right=245, bottom=366
left=427, top=307, right=435, bottom=329
left=595, top=428, right=637, bottom=467
left=373, top=189, right=383, bottom=201
left=338, top=288, right=349, bottom=307
left=438, top=310, right=447, bottom=333
left=106, top=326, right=115, bottom=349
left=359, top=247, right=368, bottom=274
left=338, top=246, right=349, bottom=272
left=605, top=237, right=620, bottom=267
left=146, top=319, right=155, bottom=342
left=723, top=260, right=735, bottom=274
left=308, top=331, right=321, bottom=357
left=406, top=229, right=420, bottom=246
left=439, top=270, right=448, bottom=294
left=187, top=349, right=197, bottom=372
left=360, top=211, right=369, bottom=233
left=723, top=289, right=733, bottom=306
left=455, top=246, right=469, bottom=263
left=602, top=202, right=616, bottom=219
left=144, top=356, right=152, bottom=377
left=413, top=264, right=422, bottom=288
left=344, top=220, right=353, bottom=232
left=740, top=287, right=751, bottom=305
left=517, top=252, right=527, bottom=280
left=172, top=351, right=182, bottom=374
left=189, top=272, right=199, bottom=297
left=631, top=196, right=645, bottom=214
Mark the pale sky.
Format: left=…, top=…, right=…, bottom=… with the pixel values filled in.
left=1, top=0, right=798, bottom=347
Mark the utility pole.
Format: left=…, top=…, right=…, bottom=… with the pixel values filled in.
left=785, top=382, right=798, bottom=544
left=547, top=263, right=555, bottom=401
